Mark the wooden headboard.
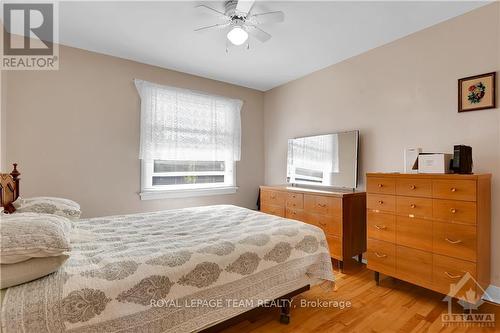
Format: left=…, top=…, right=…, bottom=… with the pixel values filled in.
left=1, top=163, right=20, bottom=213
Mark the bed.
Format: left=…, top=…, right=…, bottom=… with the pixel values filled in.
left=0, top=164, right=335, bottom=333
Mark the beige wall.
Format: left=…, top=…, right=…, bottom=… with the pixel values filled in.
left=4, top=45, right=264, bottom=217
left=0, top=23, right=5, bottom=171
left=0, top=70, right=6, bottom=171
left=264, top=3, right=500, bottom=286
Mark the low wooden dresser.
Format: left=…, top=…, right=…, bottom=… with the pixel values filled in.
left=259, top=185, right=366, bottom=268
left=366, top=173, right=491, bottom=300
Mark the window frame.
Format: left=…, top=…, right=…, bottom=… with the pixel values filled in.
left=139, top=160, right=237, bottom=200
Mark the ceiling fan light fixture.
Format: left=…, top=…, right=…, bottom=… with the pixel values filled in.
left=227, top=26, right=248, bottom=46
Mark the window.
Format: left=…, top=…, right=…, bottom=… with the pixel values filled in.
left=141, top=160, right=235, bottom=193
left=135, top=80, right=242, bottom=199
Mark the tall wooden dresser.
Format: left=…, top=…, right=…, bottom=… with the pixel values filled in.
left=259, top=185, right=366, bottom=268
left=366, top=173, right=491, bottom=299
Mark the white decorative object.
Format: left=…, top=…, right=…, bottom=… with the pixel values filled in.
left=135, top=79, right=243, bottom=162
left=404, top=148, right=421, bottom=173
left=418, top=154, right=453, bottom=174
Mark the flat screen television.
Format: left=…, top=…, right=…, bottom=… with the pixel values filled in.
left=286, top=130, right=359, bottom=189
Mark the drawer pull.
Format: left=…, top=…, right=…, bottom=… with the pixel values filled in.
left=374, top=252, right=387, bottom=258
left=374, top=224, right=387, bottom=230
left=271, top=194, right=277, bottom=199
left=292, top=203, right=296, bottom=207
left=410, top=204, right=416, bottom=209
left=450, top=208, right=457, bottom=214
left=410, top=185, right=416, bottom=190
left=445, top=237, right=462, bottom=244
left=378, top=200, right=384, bottom=205
left=450, top=188, right=457, bottom=192
left=291, top=194, right=296, bottom=198
left=318, top=203, right=327, bottom=208
left=378, top=184, right=383, bottom=188
left=444, top=271, right=462, bottom=279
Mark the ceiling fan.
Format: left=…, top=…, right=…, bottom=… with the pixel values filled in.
left=194, top=0, right=284, bottom=47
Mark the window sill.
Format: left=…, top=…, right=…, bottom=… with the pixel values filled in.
left=139, top=186, right=238, bottom=200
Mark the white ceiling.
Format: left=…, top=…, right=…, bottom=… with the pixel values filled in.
left=56, top=1, right=488, bottom=91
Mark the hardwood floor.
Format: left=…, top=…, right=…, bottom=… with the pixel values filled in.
left=222, top=262, right=499, bottom=333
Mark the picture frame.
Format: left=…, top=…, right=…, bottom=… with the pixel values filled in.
left=458, top=72, right=496, bottom=112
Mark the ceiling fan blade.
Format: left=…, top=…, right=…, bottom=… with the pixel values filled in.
left=194, top=22, right=230, bottom=33
left=244, top=25, right=271, bottom=43
left=195, top=4, right=229, bottom=20
left=235, top=0, right=255, bottom=15
left=249, top=11, right=284, bottom=24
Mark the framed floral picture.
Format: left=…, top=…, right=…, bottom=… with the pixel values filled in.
left=458, top=72, right=496, bottom=112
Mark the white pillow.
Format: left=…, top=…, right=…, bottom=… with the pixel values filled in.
left=0, top=213, right=72, bottom=264
left=0, top=255, right=69, bottom=289
left=13, top=196, right=81, bottom=220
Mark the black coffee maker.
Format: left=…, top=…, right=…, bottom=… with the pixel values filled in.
left=451, top=145, right=473, bottom=174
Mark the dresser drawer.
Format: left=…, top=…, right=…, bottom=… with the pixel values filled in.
left=396, top=179, right=432, bottom=198
left=396, top=245, right=433, bottom=287
left=433, top=222, right=476, bottom=262
left=396, top=196, right=433, bottom=219
left=285, top=208, right=305, bottom=222
left=433, top=199, right=476, bottom=225
left=260, top=204, right=285, bottom=218
left=286, top=193, right=304, bottom=209
left=367, top=177, right=396, bottom=195
left=432, top=180, right=476, bottom=201
left=304, top=195, right=341, bottom=216
left=305, top=213, right=341, bottom=237
left=261, top=189, right=286, bottom=206
left=367, top=239, right=396, bottom=276
left=326, top=235, right=342, bottom=260
left=396, top=216, right=432, bottom=251
left=367, top=194, right=396, bottom=212
left=433, top=254, right=477, bottom=297
left=367, top=211, right=395, bottom=243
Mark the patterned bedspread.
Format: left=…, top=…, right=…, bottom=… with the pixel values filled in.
left=1, top=205, right=334, bottom=333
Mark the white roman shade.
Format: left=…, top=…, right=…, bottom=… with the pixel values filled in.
left=135, top=79, right=243, bottom=161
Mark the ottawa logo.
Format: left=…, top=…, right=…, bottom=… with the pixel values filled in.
left=441, top=272, right=495, bottom=328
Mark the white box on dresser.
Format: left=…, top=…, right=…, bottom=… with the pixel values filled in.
left=417, top=154, right=453, bottom=174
